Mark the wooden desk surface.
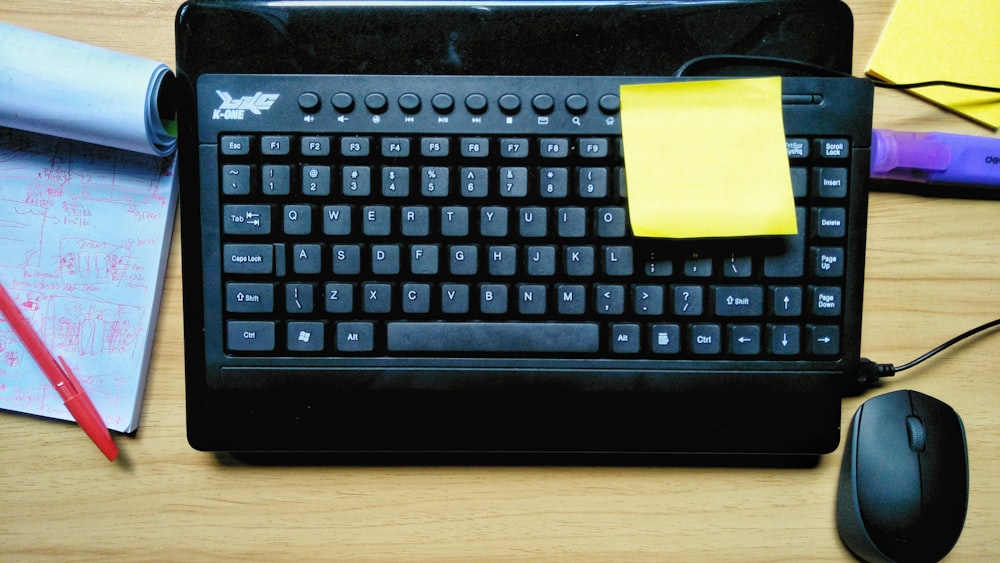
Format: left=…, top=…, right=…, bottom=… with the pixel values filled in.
left=2, top=1, right=997, bottom=560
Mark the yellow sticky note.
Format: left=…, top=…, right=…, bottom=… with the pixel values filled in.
left=619, top=77, right=797, bottom=239
left=866, top=0, right=1000, bottom=129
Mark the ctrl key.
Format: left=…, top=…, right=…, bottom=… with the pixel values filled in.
left=227, top=321, right=275, bottom=351
left=223, top=243, right=273, bottom=274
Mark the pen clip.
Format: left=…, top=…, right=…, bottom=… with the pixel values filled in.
left=55, top=356, right=84, bottom=398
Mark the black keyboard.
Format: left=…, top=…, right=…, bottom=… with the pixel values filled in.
left=176, top=0, right=871, bottom=455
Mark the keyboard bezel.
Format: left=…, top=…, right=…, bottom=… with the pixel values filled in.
left=176, top=0, right=869, bottom=455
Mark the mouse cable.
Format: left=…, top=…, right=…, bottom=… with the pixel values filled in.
left=856, top=317, right=1000, bottom=390
left=674, top=54, right=1000, bottom=94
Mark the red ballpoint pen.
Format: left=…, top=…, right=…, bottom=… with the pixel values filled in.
left=0, top=283, right=118, bottom=461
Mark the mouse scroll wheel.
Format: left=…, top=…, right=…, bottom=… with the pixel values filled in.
left=906, top=416, right=927, bottom=452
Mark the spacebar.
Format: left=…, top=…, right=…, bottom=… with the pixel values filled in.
left=387, top=322, right=600, bottom=353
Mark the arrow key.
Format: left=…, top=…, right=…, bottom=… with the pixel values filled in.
left=768, top=324, right=800, bottom=356
left=728, top=325, right=761, bottom=356
left=770, top=286, right=802, bottom=317
left=808, top=325, right=840, bottom=356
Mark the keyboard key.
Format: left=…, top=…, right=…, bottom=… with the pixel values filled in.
left=650, top=324, right=681, bottom=354
left=557, top=207, right=587, bottom=237
left=728, top=325, right=761, bottom=355
left=222, top=164, right=251, bottom=195
left=402, top=283, right=431, bottom=313
left=332, top=245, right=361, bottom=275
left=499, top=167, right=529, bottom=197
left=812, top=247, right=845, bottom=277
left=565, top=246, right=595, bottom=276
left=386, top=322, right=600, bottom=353
left=769, top=324, right=801, bottom=355
left=421, top=166, right=449, bottom=196
left=301, top=165, right=330, bottom=196
left=292, top=244, right=322, bottom=274
left=460, top=137, right=490, bottom=158
left=603, top=246, right=633, bottom=276
left=381, top=137, right=411, bottom=158
left=382, top=167, right=410, bottom=197
left=673, top=285, right=703, bottom=316
left=579, top=167, right=608, bottom=198
left=809, top=325, right=840, bottom=356
left=449, top=245, right=478, bottom=275
left=526, top=246, right=556, bottom=276
left=500, top=138, right=529, bottom=158
left=460, top=167, right=489, bottom=197
left=223, top=204, right=270, bottom=235
left=770, top=286, right=803, bottom=317
left=611, top=323, right=641, bottom=353
left=540, top=168, right=569, bottom=198
left=578, top=138, right=609, bottom=158
left=371, top=244, right=401, bottom=275
left=343, top=166, right=371, bottom=196
left=517, top=284, right=547, bottom=315
left=441, top=207, right=469, bottom=236
left=285, top=282, right=315, bottom=313
left=287, top=321, right=324, bottom=352
left=540, top=138, right=569, bottom=158
left=815, top=168, right=848, bottom=198
left=362, top=283, right=393, bottom=313
left=633, top=285, right=664, bottom=315
left=816, top=138, right=850, bottom=158
left=785, top=138, right=809, bottom=159
left=362, top=205, right=391, bottom=236
left=226, top=283, right=274, bottom=313
left=262, top=165, right=290, bottom=195
left=301, top=136, right=331, bottom=156
left=224, top=244, right=273, bottom=274
left=336, top=322, right=374, bottom=352
left=420, top=137, right=450, bottom=157
left=324, top=283, right=354, bottom=313
left=283, top=205, right=312, bottom=235
left=322, top=205, right=352, bottom=235
left=764, top=208, right=806, bottom=277
left=595, top=207, right=627, bottom=238
left=595, top=284, right=625, bottom=314
left=813, top=208, right=847, bottom=238
left=713, top=286, right=764, bottom=317
left=220, top=135, right=251, bottom=156
left=261, top=135, right=291, bottom=155
left=227, top=321, right=275, bottom=351
left=690, top=324, right=721, bottom=354
left=518, top=207, right=548, bottom=237
left=810, top=286, right=842, bottom=316
left=555, top=284, right=586, bottom=315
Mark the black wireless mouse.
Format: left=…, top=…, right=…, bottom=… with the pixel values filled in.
left=836, top=390, right=969, bottom=563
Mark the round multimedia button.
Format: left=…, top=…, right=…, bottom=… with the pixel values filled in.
left=331, top=92, right=355, bottom=112
left=531, top=93, right=555, bottom=114
left=432, top=93, right=455, bottom=113
left=565, top=93, right=589, bottom=114
left=398, top=92, right=422, bottom=113
left=297, top=92, right=321, bottom=113
left=364, top=92, right=389, bottom=113
left=465, top=93, right=488, bottom=114
left=498, top=93, right=521, bottom=114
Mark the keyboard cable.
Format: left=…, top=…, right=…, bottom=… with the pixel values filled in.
left=855, top=317, right=1000, bottom=392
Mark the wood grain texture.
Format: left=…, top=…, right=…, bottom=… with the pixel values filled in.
left=2, top=1, right=998, bottom=560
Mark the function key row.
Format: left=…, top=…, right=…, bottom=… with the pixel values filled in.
left=220, top=134, right=615, bottom=160
left=296, top=91, right=622, bottom=117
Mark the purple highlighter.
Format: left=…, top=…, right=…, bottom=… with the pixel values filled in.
left=871, top=128, right=1000, bottom=187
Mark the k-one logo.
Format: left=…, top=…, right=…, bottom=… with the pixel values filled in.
left=212, top=90, right=280, bottom=120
